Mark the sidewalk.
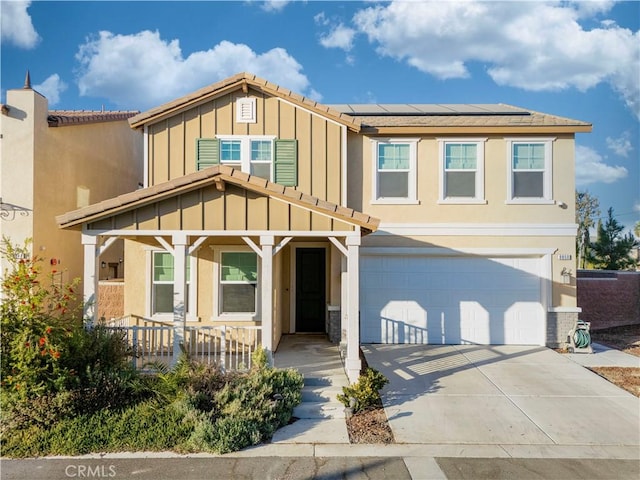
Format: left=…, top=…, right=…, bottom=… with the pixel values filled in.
left=564, top=342, right=640, bottom=368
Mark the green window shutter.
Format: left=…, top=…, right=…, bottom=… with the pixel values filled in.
left=274, top=139, right=298, bottom=187
left=196, top=138, right=220, bottom=170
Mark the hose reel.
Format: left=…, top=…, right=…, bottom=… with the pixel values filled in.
left=567, top=320, right=593, bottom=354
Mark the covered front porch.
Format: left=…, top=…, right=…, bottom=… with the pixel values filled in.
left=57, top=166, right=379, bottom=381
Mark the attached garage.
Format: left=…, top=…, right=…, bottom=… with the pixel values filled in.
left=360, top=254, right=546, bottom=345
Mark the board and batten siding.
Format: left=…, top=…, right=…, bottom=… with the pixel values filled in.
left=85, top=184, right=354, bottom=233
left=146, top=88, right=344, bottom=206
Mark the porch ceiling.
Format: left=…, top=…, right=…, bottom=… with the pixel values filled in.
left=56, top=165, right=379, bottom=234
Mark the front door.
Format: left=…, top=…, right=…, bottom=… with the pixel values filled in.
left=295, top=248, right=326, bottom=332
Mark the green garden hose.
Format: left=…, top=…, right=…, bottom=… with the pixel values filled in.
left=573, top=328, right=591, bottom=348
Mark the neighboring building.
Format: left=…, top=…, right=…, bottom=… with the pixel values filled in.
left=1, top=73, right=143, bottom=297
left=56, top=73, right=591, bottom=382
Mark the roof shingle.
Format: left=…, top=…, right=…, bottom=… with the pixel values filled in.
left=47, top=110, right=139, bottom=127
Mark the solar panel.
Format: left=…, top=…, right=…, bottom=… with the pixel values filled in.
left=328, top=104, right=529, bottom=116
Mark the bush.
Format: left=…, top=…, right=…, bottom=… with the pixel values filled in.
left=0, top=238, right=143, bottom=426
left=337, top=368, right=389, bottom=413
left=0, top=399, right=194, bottom=458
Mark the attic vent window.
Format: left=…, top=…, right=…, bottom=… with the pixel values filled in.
left=236, top=97, right=256, bottom=123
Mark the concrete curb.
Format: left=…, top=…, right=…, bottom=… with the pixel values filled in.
left=15, top=442, right=639, bottom=461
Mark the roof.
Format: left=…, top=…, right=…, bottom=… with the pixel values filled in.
left=56, top=165, right=379, bottom=233
left=127, top=72, right=590, bottom=134
left=330, top=103, right=526, bottom=116
left=47, top=110, right=139, bottom=127
left=329, top=103, right=592, bottom=132
left=128, top=72, right=362, bottom=131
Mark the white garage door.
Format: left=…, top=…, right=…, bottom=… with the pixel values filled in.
left=360, top=255, right=545, bottom=345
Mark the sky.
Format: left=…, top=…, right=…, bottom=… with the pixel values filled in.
left=2, top=0, right=639, bottom=232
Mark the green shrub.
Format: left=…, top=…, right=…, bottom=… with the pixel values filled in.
left=337, top=368, right=389, bottom=413
left=0, top=238, right=144, bottom=429
left=0, top=399, right=194, bottom=458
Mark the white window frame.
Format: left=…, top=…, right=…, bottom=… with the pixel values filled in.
left=371, top=138, right=419, bottom=205
left=438, top=138, right=487, bottom=204
left=212, top=246, right=260, bottom=321
left=216, top=135, right=276, bottom=180
left=148, top=249, right=198, bottom=322
left=506, top=137, right=555, bottom=204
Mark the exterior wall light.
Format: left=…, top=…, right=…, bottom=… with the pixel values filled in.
left=560, top=267, right=572, bottom=284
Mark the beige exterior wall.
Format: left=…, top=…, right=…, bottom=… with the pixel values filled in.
left=349, top=131, right=578, bottom=310
left=123, top=237, right=334, bottom=340
left=145, top=88, right=344, bottom=205
left=348, top=133, right=576, bottom=224
left=0, top=87, right=143, bottom=291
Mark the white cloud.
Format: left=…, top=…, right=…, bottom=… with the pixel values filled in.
left=75, top=31, right=315, bottom=110
left=33, top=74, right=67, bottom=105
left=314, top=12, right=329, bottom=27
left=569, top=0, right=616, bottom=19
left=261, top=1, right=290, bottom=12
left=320, top=23, right=356, bottom=51
left=606, top=132, right=633, bottom=157
left=1, top=1, right=40, bottom=49
left=575, top=145, right=628, bottom=186
left=634, top=202, right=640, bottom=213
left=352, top=1, right=640, bottom=119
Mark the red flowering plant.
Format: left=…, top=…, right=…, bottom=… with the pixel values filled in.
left=0, top=238, right=82, bottom=400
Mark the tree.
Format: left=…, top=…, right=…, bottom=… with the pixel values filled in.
left=588, top=208, right=638, bottom=270
left=575, top=191, right=600, bottom=269
left=635, top=220, right=640, bottom=238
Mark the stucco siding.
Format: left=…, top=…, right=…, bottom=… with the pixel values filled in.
left=349, top=133, right=576, bottom=225
left=1, top=87, right=142, bottom=292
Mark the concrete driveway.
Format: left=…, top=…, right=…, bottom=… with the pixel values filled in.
left=362, top=345, right=640, bottom=453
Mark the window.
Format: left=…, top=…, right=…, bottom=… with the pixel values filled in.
left=507, top=138, right=554, bottom=203
left=250, top=140, right=272, bottom=179
left=217, top=136, right=275, bottom=181
left=438, top=138, right=486, bottom=203
left=372, top=139, right=418, bottom=204
left=196, top=137, right=297, bottom=186
left=152, top=252, right=191, bottom=315
left=220, top=252, right=258, bottom=314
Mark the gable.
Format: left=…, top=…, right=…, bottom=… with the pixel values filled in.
left=142, top=83, right=346, bottom=205
left=129, top=72, right=360, bottom=131
left=57, top=165, right=378, bottom=234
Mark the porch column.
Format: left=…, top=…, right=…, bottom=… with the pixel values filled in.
left=346, top=235, right=361, bottom=383
left=172, top=233, right=188, bottom=361
left=81, top=234, right=99, bottom=327
left=260, top=235, right=274, bottom=363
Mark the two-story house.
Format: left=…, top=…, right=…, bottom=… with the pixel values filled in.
left=1, top=73, right=143, bottom=318
left=56, top=73, right=591, bottom=382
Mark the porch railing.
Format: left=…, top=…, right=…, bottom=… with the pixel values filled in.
left=102, top=316, right=261, bottom=371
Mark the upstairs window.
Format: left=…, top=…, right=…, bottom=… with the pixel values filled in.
left=507, top=138, right=554, bottom=203
left=196, top=137, right=297, bottom=186
left=372, top=139, right=418, bottom=204
left=438, top=139, right=486, bottom=203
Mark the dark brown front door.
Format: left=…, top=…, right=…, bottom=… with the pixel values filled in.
left=295, top=248, right=326, bottom=332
